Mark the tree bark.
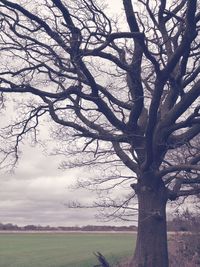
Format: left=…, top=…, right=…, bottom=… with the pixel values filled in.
left=130, top=175, right=169, bottom=267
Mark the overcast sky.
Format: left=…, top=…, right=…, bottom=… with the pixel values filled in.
left=0, top=144, right=94, bottom=226
left=0, top=0, right=132, bottom=227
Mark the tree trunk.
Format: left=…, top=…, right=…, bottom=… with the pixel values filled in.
left=130, top=176, right=169, bottom=267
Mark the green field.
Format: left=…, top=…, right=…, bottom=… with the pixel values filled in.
left=0, top=232, right=136, bottom=267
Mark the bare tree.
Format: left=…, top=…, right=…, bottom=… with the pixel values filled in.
left=0, top=1, right=200, bottom=266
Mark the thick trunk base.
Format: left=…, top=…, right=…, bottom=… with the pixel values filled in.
left=130, top=177, right=169, bottom=267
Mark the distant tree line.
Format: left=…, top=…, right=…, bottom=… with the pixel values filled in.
left=0, top=223, right=137, bottom=232
left=167, top=209, right=200, bottom=232
left=1, top=212, right=200, bottom=232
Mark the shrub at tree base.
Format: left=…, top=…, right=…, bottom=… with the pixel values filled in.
left=169, top=233, right=200, bottom=267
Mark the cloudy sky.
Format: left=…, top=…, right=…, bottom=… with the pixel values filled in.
left=0, top=137, right=134, bottom=227
left=0, top=144, right=93, bottom=226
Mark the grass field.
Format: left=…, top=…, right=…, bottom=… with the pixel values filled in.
left=0, top=232, right=136, bottom=267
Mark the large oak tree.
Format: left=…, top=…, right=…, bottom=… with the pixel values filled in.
left=0, top=0, right=200, bottom=266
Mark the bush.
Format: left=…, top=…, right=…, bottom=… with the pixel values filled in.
left=169, top=233, right=200, bottom=267
left=167, top=209, right=200, bottom=233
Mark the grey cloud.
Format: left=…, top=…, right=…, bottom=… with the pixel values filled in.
left=0, top=140, right=133, bottom=227
left=0, top=143, right=101, bottom=226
